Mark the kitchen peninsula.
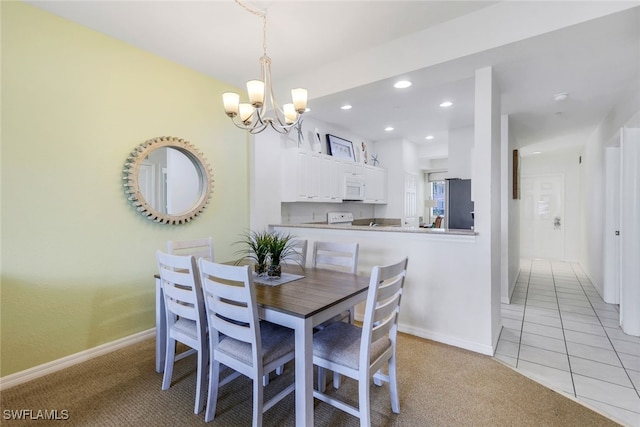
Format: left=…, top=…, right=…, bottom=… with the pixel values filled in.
left=270, top=219, right=495, bottom=356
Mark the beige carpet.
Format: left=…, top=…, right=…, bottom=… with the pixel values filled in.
left=0, top=333, right=619, bottom=426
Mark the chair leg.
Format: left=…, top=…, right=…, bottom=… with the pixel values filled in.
left=373, top=369, right=383, bottom=386
left=194, top=345, right=207, bottom=414
left=389, top=355, right=400, bottom=413
left=317, top=366, right=327, bottom=392
left=253, top=375, right=263, bottom=427
left=358, top=374, right=371, bottom=427
left=162, top=338, right=176, bottom=390
left=205, top=360, right=220, bottom=422
left=333, top=371, right=342, bottom=389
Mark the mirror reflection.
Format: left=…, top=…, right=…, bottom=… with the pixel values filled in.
left=123, top=136, right=212, bottom=225
left=138, top=148, right=203, bottom=215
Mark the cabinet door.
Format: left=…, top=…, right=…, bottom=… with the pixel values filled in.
left=298, top=152, right=323, bottom=201
left=320, top=156, right=342, bottom=202
left=363, top=165, right=387, bottom=203
left=282, top=150, right=342, bottom=203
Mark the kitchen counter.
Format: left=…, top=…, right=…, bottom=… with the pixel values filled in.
left=271, top=222, right=477, bottom=236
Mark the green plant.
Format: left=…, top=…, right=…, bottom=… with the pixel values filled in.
left=234, top=229, right=271, bottom=274
left=267, top=231, right=296, bottom=267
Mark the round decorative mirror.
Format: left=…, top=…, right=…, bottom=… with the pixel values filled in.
left=123, top=136, right=213, bottom=224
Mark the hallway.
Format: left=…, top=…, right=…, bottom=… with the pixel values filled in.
left=495, top=259, right=640, bottom=426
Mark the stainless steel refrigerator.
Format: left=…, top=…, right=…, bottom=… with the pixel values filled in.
left=446, top=178, right=474, bottom=230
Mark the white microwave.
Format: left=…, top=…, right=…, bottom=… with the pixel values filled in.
left=343, top=174, right=365, bottom=201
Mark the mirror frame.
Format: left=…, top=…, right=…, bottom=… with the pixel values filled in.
left=123, top=136, right=213, bottom=225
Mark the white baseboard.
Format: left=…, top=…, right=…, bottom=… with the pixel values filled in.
left=0, top=328, right=155, bottom=391
left=354, top=315, right=496, bottom=356
left=398, top=323, right=495, bottom=356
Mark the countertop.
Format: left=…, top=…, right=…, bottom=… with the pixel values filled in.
left=271, top=222, right=477, bottom=236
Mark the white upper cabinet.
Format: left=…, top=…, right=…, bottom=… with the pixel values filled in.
left=281, top=149, right=386, bottom=204
left=363, top=164, right=387, bottom=203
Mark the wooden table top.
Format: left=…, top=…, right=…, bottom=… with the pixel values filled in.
left=254, top=266, right=370, bottom=319
left=155, top=263, right=370, bottom=320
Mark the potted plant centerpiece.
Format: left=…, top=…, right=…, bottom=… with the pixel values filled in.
left=235, top=229, right=271, bottom=275
left=266, top=231, right=297, bottom=278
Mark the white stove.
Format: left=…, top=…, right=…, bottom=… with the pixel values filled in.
left=327, top=212, right=354, bottom=226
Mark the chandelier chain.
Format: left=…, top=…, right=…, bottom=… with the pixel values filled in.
left=235, top=0, right=268, bottom=57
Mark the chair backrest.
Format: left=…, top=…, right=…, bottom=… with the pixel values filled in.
left=198, top=259, right=261, bottom=369
left=167, top=237, right=214, bottom=261
left=288, top=239, right=308, bottom=269
left=312, top=241, right=359, bottom=273
left=360, top=257, right=408, bottom=365
left=434, top=216, right=443, bottom=228
left=156, top=251, right=207, bottom=343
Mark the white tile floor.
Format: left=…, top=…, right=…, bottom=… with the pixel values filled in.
left=495, top=259, right=640, bottom=427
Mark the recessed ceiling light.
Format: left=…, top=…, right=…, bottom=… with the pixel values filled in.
left=394, top=80, right=412, bottom=89
left=533, top=151, right=542, bottom=154
left=384, top=127, right=394, bottom=132
left=553, top=92, right=569, bottom=102
left=425, top=135, right=435, bottom=140
left=440, top=101, right=453, bottom=108
left=340, top=104, right=352, bottom=110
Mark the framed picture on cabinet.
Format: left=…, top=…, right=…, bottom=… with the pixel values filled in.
left=326, top=134, right=356, bottom=162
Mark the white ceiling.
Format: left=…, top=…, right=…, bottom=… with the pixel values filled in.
left=27, top=1, right=640, bottom=159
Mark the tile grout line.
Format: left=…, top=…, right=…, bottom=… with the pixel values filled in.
left=515, top=259, right=533, bottom=369
left=570, top=263, right=640, bottom=400
left=550, top=260, right=577, bottom=398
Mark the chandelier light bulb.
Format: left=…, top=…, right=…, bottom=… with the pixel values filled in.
left=239, top=103, right=255, bottom=124
left=247, top=80, right=265, bottom=107
left=223, top=92, right=240, bottom=117
left=291, top=88, right=308, bottom=113
left=283, top=103, right=297, bottom=124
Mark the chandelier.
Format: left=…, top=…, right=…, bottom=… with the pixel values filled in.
left=222, top=0, right=308, bottom=134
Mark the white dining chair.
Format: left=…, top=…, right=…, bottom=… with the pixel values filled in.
left=167, top=237, right=214, bottom=261
left=313, top=257, right=408, bottom=427
left=311, top=241, right=360, bottom=389
left=198, top=259, right=296, bottom=426
left=312, top=241, right=359, bottom=324
left=287, top=239, right=308, bottom=270
left=156, top=251, right=208, bottom=414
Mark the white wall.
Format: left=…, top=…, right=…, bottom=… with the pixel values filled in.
left=580, top=88, right=640, bottom=295
left=472, top=66, right=503, bottom=351
left=447, top=126, right=474, bottom=179
left=501, top=115, right=521, bottom=303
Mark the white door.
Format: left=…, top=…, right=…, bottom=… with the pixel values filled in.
left=520, top=174, right=565, bottom=261
left=404, top=173, right=418, bottom=227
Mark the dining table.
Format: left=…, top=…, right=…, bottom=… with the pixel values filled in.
left=154, top=263, right=370, bottom=427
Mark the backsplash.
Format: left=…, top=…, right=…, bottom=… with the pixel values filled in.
left=281, top=202, right=376, bottom=224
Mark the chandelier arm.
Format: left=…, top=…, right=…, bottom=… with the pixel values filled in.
left=229, top=115, right=268, bottom=133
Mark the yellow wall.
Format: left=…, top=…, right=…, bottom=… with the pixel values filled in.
left=0, top=2, right=249, bottom=376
